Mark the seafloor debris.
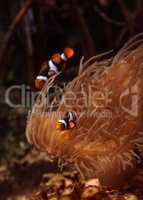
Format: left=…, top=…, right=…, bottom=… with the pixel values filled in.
left=28, top=171, right=140, bottom=200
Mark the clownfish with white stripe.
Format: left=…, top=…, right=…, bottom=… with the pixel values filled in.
left=56, top=111, right=77, bottom=131
left=35, top=47, right=74, bottom=90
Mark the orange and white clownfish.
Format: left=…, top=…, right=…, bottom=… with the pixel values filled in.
left=35, top=48, right=74, bottom=90
left=56, top=111, right=77, bottom=131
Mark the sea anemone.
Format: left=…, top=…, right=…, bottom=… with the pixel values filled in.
left=26, top=33, right=143, bottom=186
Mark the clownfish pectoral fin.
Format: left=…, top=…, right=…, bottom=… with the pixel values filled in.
left=69, top=121, right=76, bottom=129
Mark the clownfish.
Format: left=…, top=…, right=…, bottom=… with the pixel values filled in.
left=56, top=111, right=77, bottom=131
left=35, top=48, right=74, bottom=90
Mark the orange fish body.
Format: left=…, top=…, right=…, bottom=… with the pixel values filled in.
left=56, top=111, right=77, bottom=131
left=35, top=48, right=75, bottom=90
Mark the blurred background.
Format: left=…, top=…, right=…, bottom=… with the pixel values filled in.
left=0, top=0, right=143, bottom=199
